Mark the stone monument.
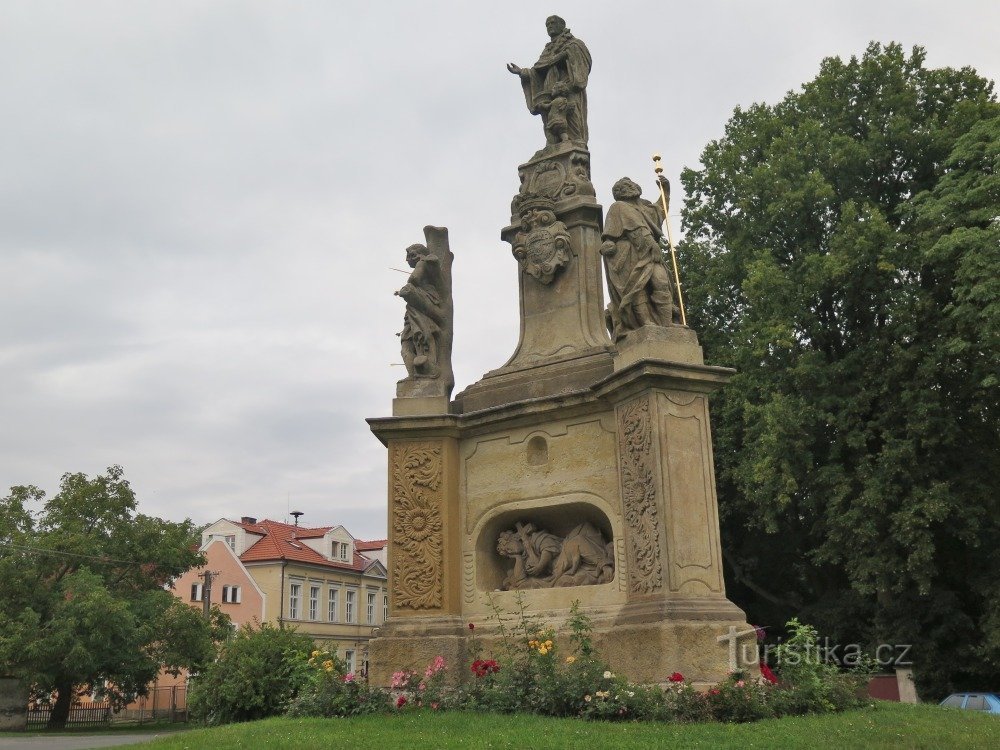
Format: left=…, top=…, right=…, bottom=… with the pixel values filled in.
left=367, top=16, right=756, bottom=687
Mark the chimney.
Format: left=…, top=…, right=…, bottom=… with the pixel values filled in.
left=241, top=516, right=257, bottom=525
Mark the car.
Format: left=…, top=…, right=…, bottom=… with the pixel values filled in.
left=939, top=693, right=1000, bottom=714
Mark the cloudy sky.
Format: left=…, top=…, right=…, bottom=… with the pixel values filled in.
left=2, top=1, right=998, bottom=539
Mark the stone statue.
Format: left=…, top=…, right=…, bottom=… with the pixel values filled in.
left=507, top=15, right=591, bottom=152
left=601, top=177, right=680, bottom=341
left=497, top=521, right=614, bottom=590
left=395, top=226, right=454, bottom=398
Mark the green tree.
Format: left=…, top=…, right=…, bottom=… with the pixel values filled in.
left=680, top=43, right=999, bottom=698
left=188, top=622, right=314, bottom=725
left=0, top=466, right=223, bottom=727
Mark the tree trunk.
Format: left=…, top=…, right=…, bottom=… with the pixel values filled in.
left=48, top=680, right=73, bottom=730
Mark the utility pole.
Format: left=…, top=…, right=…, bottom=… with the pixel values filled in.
left=200, top=570, right=218, bottom=620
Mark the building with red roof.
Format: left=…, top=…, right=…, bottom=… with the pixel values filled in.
left=176, top=516, right=389, bottom=675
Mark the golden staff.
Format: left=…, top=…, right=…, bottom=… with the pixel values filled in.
left=652, top=153, right=687, bottom=326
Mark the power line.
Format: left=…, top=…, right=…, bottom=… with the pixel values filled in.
left=0, top=542, right=147, bottom=565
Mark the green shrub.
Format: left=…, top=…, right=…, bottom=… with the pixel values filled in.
left=767, top=618, right=870, bottom=715
left=188, top=622, right=312, bottom=725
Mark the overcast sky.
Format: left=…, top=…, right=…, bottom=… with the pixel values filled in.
left=2, top=1, right=998, bottom=540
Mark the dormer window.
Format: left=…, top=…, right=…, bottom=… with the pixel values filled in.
left=340, top=542, right=350, bottom=561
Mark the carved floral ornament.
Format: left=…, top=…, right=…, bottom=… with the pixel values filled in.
left=390, top=442, right=444, bottom=609
left=510, top=194, right=572, bottom=284
left=617, top=397, right=664, bottom=594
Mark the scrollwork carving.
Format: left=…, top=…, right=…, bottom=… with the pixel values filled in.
left=390, top=442, right=444, bottom=609
left=617, top=397, right=663, bottom=594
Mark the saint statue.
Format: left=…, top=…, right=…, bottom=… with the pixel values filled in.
left=507, top=16, right=592, bottom=151
left=395, top=228, right=454, bottom=398
left=601, top=177, right=681, bottom=340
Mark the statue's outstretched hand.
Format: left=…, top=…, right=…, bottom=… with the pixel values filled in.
left=507, top=62, right=524, bottom=76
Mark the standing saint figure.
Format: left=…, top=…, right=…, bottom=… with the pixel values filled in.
left=507, top=15, right=592, bottom=150
left=601, top=176, right=680, bottom=340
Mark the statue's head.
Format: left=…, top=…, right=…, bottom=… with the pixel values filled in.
left=545, top=15, right=566, bottom=38
left=405, top=243, right=429, bottom=268
left=497, top=531, right=524, bottom=557
left=612, top=177, right=642, bottom=201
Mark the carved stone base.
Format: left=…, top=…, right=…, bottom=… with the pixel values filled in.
left=396, top=376, right=449, bottom=399
left=392, top=396, right=450, bottom=417
left=367, top=616, right=469, bottom=687
left=614, top=325, right=704, bottom=370
left=369, top=352, right=751, bottom=688
left=367, top=602, right=755, bottom=688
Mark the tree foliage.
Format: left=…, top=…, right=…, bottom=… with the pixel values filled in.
left=188, top=622, right=314, bottom=725
left=680, top=42, right=999, bottom=698
left=0, top=466, right=223, bottom=727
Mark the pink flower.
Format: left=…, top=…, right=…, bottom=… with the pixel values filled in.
left=390, top=670, right=410, bottom=689
left=431, top=702, right=439, bottom=710
left=342, top=672, right=356, bottom=683
left=396, top=695, right=407, bottom=708
left=418, top=682, right=426, bottom=692
left=736, top=680, right=745, bottom=688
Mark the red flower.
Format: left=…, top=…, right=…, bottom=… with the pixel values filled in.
left=470, top=659, right=500, bottom=678
left=468, top=622, right=475, bottom=631
left=759, top=662, right=778, bottom=685
left=396, top=695, right=407, bottom=708
left=668, top=672, right=685, bottom=683
left=709, top=689, right=720, bottom=696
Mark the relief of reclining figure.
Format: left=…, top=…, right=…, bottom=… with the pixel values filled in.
left=497, top=521, right=614, bottom=590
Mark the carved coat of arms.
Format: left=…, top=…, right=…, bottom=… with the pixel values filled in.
left=511, top=196, right=572, bottom=284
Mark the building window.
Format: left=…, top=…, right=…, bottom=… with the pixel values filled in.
left=340, top=543, right=350, bottom=561
left=225, top=534, right=236, bottom=551
left=328, top=588, right=339, bottom=622
left=331, top=541, right=339, bottom=559
left=289, top=583, right=302, bottom=620
left=221, top=585, right=241, bottom=604
left=383, top=594, right=388, bottom=623
left=344, top=649, right=355, bottom=674
left=190, top=583, right=203, bottom=602
left=366, top=592, right=376, bottom=624
left=345, top=590, right=356, bottom=623
left=309, top=585, right=320, bottom=621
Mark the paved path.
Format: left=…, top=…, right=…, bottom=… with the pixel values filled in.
left=0, top=731, right=182, bottom=749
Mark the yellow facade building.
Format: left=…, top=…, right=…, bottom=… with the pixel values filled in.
left=189, top=517, right=388, bottom=675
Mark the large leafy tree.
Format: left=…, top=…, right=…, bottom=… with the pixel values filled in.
left=0, top=466, right=224, bottom=727
left=680, top=43, right=999, bottom=698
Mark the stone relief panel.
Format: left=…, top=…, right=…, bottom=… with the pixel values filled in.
left=390, top=441, right=444, bottom=609
left=658, top=392, right=724, bottom=594
left=497, top=520, right=614, bottom=590
left=616, top=396, right=664, bottom=594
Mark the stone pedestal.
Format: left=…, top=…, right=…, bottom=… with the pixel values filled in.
left=369, top=343, right=756, bottom=685
left=454, top=146, right=614, bottom=413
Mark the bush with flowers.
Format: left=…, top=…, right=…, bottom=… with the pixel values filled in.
left=285, top=648, right=384, bottom=718
left=388, top=654, right=451, bottom=711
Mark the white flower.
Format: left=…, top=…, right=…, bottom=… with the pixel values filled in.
left=603, top=670, right=613, bottom=679
left=627, top=690, right=635, bottom=697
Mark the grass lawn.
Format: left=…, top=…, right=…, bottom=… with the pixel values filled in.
left=121, top=702, right=999, bottom=749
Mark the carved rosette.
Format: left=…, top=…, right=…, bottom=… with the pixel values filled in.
left=616, top=397, right=663, bottom=594
left=390, top=441, right=444, bottom=609
left=510, top=195, right=572, bottom=284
